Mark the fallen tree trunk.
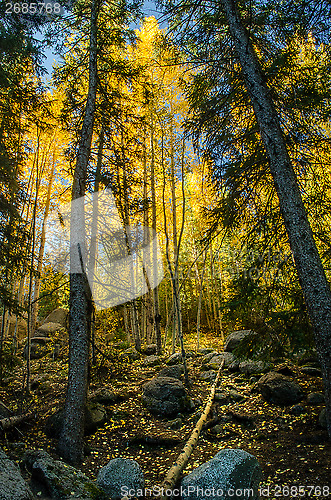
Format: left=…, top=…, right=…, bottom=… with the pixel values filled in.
left=0, top=412, right=33, bottom=431
left=159, top=360, right=224, bottom=496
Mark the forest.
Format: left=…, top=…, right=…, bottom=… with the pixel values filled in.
left=0, top=0, right=331, bottom=498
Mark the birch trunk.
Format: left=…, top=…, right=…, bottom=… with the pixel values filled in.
left=220, top=0, right=331, bottom=438
left=30, top=159, right=55, bottom=335
left=150, top=113, right=162, bottom=354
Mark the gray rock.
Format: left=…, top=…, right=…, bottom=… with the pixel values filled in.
left=24, top=449, right=105, bottom=499
left=0, top=447, right=33, bottom=500
left=224, top=330, right=258, bottom=353
left=119, top=348, right=140, bottom=361
left=181, top=448, right=262, bottom=500
left=307, top=392, right=325, bottom=405
left=85, top=402, right=107, bottom=433
left=97, top=458, right=144, bottom=499
left=45, top=402, right=107, bottom=438
left=41, top=307, right=68, bottom=328
left=207, top=352, right=236, bottom=369
left=90, top=387, right=118, bottom=405
left=257, top=372, right=303, bottom=406
left=143, top=355, right=161, bottom=367
left=166, top=352, right=183, bottom=365
left=239, top=360, right=265, bottom=375
left=34, top=322, right=64, bottom=337
left=158, top=364, right=184, bottom=379
left=318, top=408, right=326, bottom=429
left=300, top=366, right=322, bottom=377
left=141, top=344, right=157, bottom=355
left=142, top=377, right=191, bottom=416
left=201, top=351, right=219, bottom=364
left=23, top=337, right=52, bottom=360
left=199, top=370, right=217, bottom=382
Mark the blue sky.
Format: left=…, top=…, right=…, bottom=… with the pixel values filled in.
left=39, top=0, right=162, bottom=79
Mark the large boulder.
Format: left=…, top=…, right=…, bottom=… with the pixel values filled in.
left=181, top=448, right=263, bottom=500
left=97, top=458, right=144, bottom=499
left=45, top=402, right=107, bottom=438
left=41, top=307, right=68, bottom=328
left=24, top=449, right=106, bottom=500
left=224, top=330, right=258, bottom=353
left=34, top=322, right=64, bottom=337
left=257, top=372, right=304, bottom=406
left=142, top=377, right=191, bottom=416
left=0, top=447, right=33, bottom=500
left=158, top=364, right=184, bottom=380
left=23, top=337, right=52, bottom=360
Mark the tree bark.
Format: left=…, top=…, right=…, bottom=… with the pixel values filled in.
left=150, top=113, right=162, bottom=354
left=220, top=0, right=331, bottom=438
left=30, top=158, right=55, bottom=336
left=57, top=0, right=98, bottom=465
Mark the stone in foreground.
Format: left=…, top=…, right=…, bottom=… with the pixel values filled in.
left=142, top=376, right=191, bottom=416
left=24, top=449, right=106, bottom=500
left=181, top=448, right=262, bottom=500
left=0, top=447, right=33, bottom=500
left=97, top=457, right=144, bottom=499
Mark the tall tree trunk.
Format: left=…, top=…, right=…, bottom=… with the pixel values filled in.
left=57, top=0, right=98, bottom=464
left=30, top=158, right=55, bottom=336
left=150, top=113, right=162, bottom=354
left=220, top=0, right=331, bottom=438
left=87, top=127, right=104, bottom=366
left=196, top=250, right=207, bottom=351
left=142, top=128, right=154, bottom=345
left=170, top=120, right=178, bottom=353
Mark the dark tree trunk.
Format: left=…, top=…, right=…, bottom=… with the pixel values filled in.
left=219, top=0, right=331, bottom=438
left=57, top=0, right=98, bottom=465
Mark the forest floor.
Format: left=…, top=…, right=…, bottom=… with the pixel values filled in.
left=0, top=335, right=330, bottom=499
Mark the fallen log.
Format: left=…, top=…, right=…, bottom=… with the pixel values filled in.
left=0, top=412, right=33, bottom=431
left=159, top=360, right=224, bottom=497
